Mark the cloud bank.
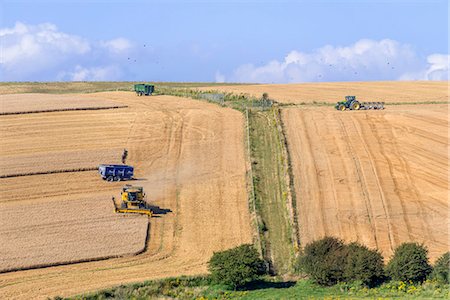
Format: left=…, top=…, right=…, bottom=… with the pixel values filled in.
left=219, top=39, right=448, bottom=83
left=1, top=23, right=448, bottom=82
left=0, top=22, right=132, bottom=81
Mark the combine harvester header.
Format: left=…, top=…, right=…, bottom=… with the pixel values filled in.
left=335, top=96, right=385, bottom=111
left=111, top=185, right=152, bottom=216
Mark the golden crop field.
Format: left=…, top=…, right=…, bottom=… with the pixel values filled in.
left=282, top=104, right=448, bottom=261
left=0, top=92, right=252, bottom=299
left=0, top=93, right=125, bottom=114
left=199, top=81, right=448, bottom=104
left=0, top=81, right=447, bottom=299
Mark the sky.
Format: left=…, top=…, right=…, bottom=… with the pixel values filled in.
left=0, top=0, right=448, bottom=82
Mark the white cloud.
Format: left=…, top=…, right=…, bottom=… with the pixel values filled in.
left=0, top=22, right=90, bottom=78
left=57, top=65, right=122, bottom=81
left=424, top=54, right=449, bottom=80
left=100, top=38, right=132, bottom=54
left=221, top=39, right=447, bottom=83
left=0, top=22, right=133, bottom=81
left=398, top=54, right=449, bottom=81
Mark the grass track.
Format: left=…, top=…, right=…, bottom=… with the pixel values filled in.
left=247, top=108, right=296, bottom=274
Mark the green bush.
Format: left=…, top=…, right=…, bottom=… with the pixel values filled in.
left=431, top=252, right=450, bottom=283
left=297, top=237, right=348, bottom=286
left=208, top=244, right=266, bottom=289
left=344, top=242, right=385, bottom=287
left=386, top=242, right=432, bottom=283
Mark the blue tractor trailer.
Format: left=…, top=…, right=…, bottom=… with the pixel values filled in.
left=98, top=164, right=134, bottom=181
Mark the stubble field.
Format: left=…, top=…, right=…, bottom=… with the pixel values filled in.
left=0, top=92, right=252, bottom=299
left=0, top=81, right=448, bottom=299
left=282, top=104, right=448, bottom=261
left=199, top=81, right=448, bottom=104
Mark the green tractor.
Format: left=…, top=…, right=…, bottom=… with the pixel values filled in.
left=335, top=96, right=384, bottom=111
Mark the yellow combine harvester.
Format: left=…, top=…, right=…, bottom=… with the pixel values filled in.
left=111, top=185, right=152, bottom=216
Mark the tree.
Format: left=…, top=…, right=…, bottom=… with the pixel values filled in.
left=297, top=237, right=348, bottom=286
left=208, top=244, right=265, bottom=289
left=386, top=242, right=432, bottom=283
left=344, top=242, right=385, bottom=287
left=431, top=252, right=449, bottom=284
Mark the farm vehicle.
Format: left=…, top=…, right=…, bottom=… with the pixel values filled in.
left=335, top=96, right=384, bottom=111
left=111, top=185, right=152, bottom=216
left=98, top=164, right=134, bottom=181
left=134, top=84, right=154, bottom=96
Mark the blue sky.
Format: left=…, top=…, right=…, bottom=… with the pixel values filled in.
left=1, top=0, right=448, bottom=82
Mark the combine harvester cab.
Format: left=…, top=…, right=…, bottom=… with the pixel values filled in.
left=111, top=185, right=152, bottom=216
left=134, top=83, right=155, bottom=96
left=99, top=164, right=134, bottom=182
left=335, top=96, right=384, bottom=111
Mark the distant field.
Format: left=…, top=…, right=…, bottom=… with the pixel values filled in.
left=198, top=81, right=449, bottom=104
left=0, top=81, right=248, bottom=95
left=0, top=93, right=124, bottom=114
left=282, top=104, right=449, bottom=261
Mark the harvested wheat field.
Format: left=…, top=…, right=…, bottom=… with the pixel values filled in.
left=199, top=81, right=448, bottom=104
left=0, top=108, right=129, bottom=176
left=0, top=93, right=125, bottom=114
left=0, top=92, right=251, bottom=299
left=282, top=104, right=448, bottom=261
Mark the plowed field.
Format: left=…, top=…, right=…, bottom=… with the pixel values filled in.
left=282, top=105, right=448, bottom=261
left=0, top=92, right=251, bottom=299
left=200, top=81, right=448, bottom=104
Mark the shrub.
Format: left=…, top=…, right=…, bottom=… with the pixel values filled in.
left=386, top=242, right=432, bottom=283
left=297, top=237, right=348, bottom=286
left=344, top=242, right=385, bottom=287
left=208, top=244, right=265, bottom=289
left=431, top=252, right=450, bottom=283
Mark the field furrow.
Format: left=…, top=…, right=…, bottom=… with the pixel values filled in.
left=282, top=105, right=448, bottom=261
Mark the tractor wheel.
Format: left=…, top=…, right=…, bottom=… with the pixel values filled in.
left=350, top=101, right=361, bottom=110
left=338, top=104, right=346, bottom=111
left=107, top=176, right=113, bottom=182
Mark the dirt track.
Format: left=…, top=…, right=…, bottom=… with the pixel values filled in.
left=200, top=81, right=448, bottom=104
left=282, top=105, right=448, bottom=261
left=0, top=93, right=251, bottom=299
